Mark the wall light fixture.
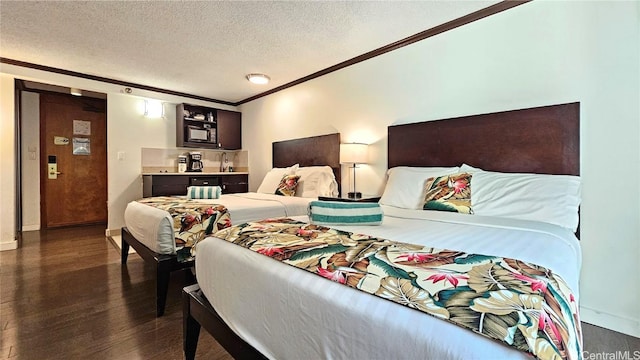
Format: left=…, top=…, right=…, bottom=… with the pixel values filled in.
left=144, top=100, right=164, bottom=118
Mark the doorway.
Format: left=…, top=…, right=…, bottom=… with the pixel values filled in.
left=39, top=92, right=107, bottom=228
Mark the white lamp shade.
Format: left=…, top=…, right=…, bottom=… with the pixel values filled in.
left=340, top=143, right=368, bottom=164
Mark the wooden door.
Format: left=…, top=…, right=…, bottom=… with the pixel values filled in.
left=40, top=93, right=107, bottom=228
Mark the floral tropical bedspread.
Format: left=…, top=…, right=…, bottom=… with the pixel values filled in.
left=137, top=196, right=231, bottom=262
left=212, top=218, right=583, bottom=360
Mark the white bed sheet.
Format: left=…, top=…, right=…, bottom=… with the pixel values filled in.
left=195, top=206, right=581, bottom=360
left=123, top=193, right=313, bottom=254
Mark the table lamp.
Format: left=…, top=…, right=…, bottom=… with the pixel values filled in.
left=340, top=143, right=368, bottom=199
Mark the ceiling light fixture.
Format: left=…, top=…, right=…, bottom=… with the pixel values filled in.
left=70, top=87, right=82, bottom=96
left=246, top=73, right=270, bottom=85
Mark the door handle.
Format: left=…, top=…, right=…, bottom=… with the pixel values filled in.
left=48, top=164, right=61, bottom=179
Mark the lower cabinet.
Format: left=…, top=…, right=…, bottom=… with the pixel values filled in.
left=143, top=175, right=189, bottom=197
left=221, top=174, right=249, bottom=194
left=143, top=174, right=248, bottom=197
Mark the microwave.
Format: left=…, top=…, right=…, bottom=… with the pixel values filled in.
left=187, top=125, right=216, bottom=144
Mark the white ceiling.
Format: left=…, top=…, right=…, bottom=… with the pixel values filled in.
left=1, top=1, right=498, bottom=104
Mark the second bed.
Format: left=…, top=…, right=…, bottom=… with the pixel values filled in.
left=121, top=133, right=341, bottom=316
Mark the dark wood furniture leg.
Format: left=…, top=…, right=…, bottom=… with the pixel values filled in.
left=121, top=235, right=130, bottom=264
left=183, top=284, right=267, bottom=360
left=183, top=284, right=201, bottom=360
left=121, top=227, right=195, bottom=317
left=156, top=259, right=172, bottom=317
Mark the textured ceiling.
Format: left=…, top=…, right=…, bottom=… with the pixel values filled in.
left=0, top=1, right=498, bottom=104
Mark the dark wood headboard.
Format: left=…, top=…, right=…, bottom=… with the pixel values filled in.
left=272, top=133, right=342, bottom=192
left=388, top=103, right=580, bottom=176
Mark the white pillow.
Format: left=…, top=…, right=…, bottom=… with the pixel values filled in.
left=470, top=169, right=581, bottom=231
left=256, top=164, right=299, bottom=194
left=379, top=166, right=461, bottom=209
left=295, top=166, right=338, bottom=198
left=460, top=163, right=482, bottom=173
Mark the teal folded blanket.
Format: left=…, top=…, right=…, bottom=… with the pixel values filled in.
left=308, top=200, right=383, bottom=226
left=187, top=186, right=222, bottom=199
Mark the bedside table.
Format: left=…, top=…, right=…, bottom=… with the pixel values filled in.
left=318, top=195, right=381, bottom=203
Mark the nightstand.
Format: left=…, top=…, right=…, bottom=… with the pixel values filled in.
left=318, top=195, right=381, bottom=203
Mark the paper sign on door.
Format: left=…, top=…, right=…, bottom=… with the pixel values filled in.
left=73, top=120, right=91, bottom=135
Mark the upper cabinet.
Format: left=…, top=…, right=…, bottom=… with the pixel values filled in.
left=217, top=109, right=242, bottom=150
left=176, top=103, right=242, bottom=150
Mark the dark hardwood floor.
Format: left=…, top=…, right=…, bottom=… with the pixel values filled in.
left=0, top=225, right=231, bottom=360
left=1, top=225, right=638, bottom=359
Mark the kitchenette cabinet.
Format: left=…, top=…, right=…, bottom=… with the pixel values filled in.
left=143, top=173, right=248, bottom=197
left=176, top=103, right=242, bottom=150
left=216, top=109, right=242, bottom=150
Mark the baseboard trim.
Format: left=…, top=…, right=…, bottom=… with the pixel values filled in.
left=0, top=241, right=18, bottom=251
left=22, top=224, right=40, bottom=232
left=108, top=234, right=136, bottom=254
left=105, top=228, right=121, bottom=237
left=580, top=305, right=640, bottom=338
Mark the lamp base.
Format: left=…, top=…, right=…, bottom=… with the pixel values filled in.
left=347, top=192, right=362, bottom=199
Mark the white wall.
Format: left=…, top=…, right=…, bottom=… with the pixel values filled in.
left=0, top=74, right=17, bottom=250
left=21, top=91, right=40, bottom=231
left=106, top=93, right=176, bottom=232
left=0, top=64, right=237, bottom=238
left=240, top=1, right=639, bottom=336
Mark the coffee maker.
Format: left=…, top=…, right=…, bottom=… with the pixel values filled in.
left=187, top=151, right=203, bottom=172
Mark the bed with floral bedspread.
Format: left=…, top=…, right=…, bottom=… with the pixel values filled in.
left=136, top=196, right=231, bottom=262
left=211, top=217, right=582, bottom=360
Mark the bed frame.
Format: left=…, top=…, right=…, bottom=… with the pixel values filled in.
left=121, top=228, right=195, bottom=316
left=183, top=102, right=580, bottom=358
left=121, top=133, right=341, bottom=316
left=273, top=133, right=342, bottom=179
left=387, top=102, right=579, bottom=176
